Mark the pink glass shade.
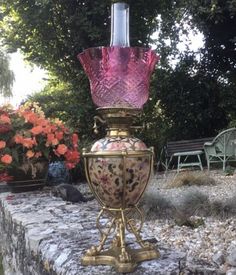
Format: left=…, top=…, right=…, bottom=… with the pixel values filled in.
left=78, top=47, right=159, bottom=108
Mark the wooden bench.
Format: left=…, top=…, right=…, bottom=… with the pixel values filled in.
left=160, top=137, right=213, bottom=172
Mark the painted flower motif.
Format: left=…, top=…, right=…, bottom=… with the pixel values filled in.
left=108, top=142, right=126, bottom=150
left=1, top=154, right=12, bottom=164
left=100, top=175, right=110, bottom=186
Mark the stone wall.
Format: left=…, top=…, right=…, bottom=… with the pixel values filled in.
left=0, top=191, right=187, bottom=275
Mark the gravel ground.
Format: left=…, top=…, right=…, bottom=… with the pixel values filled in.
left=77, top=169, right=236, bottom=273
left=143, top=169, right=236, bottom=274
left=149, top=169, right=236, bottom=203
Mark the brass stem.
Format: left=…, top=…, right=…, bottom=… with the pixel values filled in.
left=96, top=208, right=116, bottom=253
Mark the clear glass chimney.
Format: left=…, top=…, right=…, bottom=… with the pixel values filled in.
left=110, top=2, right=130, bottom=47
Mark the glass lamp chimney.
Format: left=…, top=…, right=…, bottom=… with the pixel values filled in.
left=110, top=2, right=130, bottom=47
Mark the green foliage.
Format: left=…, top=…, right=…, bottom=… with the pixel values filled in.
left=0, top=0, right=236, bottom=148
left=0, top=49, right=14, bottom=97
left=0, top=0, right=159, bottom=79
left=0, top=0, right=161, bottom=145
left=28, top=80, right=97, bottom=142
left=157, top=62, right=228, bottom=140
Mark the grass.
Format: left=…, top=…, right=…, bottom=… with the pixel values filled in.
left=141, top=185, right=236, bottom=227
left=167, top=171, right=216, bottom=188
left=210, top=194, right=236, bottom=218
left=140, top=192, right=173, bottom=220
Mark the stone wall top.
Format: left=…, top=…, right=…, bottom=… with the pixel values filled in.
left=0, top=191, right=185, bottom=275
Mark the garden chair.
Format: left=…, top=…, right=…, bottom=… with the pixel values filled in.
left=204, top=128, right=236, bottom=171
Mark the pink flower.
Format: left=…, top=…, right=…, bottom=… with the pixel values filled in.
left=56, top=144, right=68, bottom=155
left=0, top=114, right=11, bottom=124
left=31, top=125, right=43, bottom=135
left=26, top=150, right=35, bottom=158
left=0, top=141, right=6, bottom=149
left=1, top=154, right=12, bottom=164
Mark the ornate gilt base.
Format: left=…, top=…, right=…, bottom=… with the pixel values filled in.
left=81, top=246, right=160, bottom=273
left=81, top=206, right=160, bottom=273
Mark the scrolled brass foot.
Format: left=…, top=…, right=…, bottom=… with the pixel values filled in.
left=119, top=250, right=132, bottom=263
left=86, top=245, right=99, bottom=256
left=142, top=241, right=155, bottom=249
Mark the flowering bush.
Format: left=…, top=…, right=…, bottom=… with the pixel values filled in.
left=0, top=103, right=80, bottom=181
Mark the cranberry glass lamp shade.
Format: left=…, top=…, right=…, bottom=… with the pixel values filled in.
left=78, top=47, right=159, bottom=108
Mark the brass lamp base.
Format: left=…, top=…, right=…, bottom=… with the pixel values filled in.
left=81, top=206, right=160, bottom=273
left=81, top=246, right=160, bottom=273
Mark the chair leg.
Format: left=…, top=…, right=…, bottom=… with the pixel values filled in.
left=206, top=156, right=210, bottom=171
left=177, top=156, right=181, bottom=173
left=223, top=159, right=226, bottom=171
left=197, top=154, right=203, bottom=171
left=166, top=156, right=173, bottom=174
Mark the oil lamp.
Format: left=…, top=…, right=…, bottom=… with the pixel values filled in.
left=78, top=1, right=160, bottom=272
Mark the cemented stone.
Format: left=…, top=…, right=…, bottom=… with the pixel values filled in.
left=0, top=191, right=186, bottom=275
left=1, top=170, right=236, bottom=275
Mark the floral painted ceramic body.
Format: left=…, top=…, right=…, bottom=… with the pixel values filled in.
left=87, top=136, right=152, bottom=208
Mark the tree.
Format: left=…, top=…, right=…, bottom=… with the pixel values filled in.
left=0, top=0, right=160, bottom=81
left=152, top=0, right=236, bottom=80
left=0, top=0, right=235, bottom=149
left=0, top=0, right=160, bottom=143
left=0, top=49, right=14, bottom=97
